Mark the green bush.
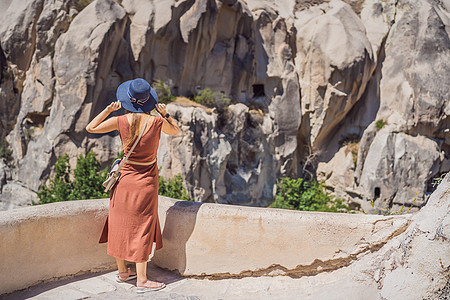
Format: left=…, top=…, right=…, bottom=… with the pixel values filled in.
left=37, top=154, right=77, bottom=204
left=270, top=177, right=350, bottom=213
left=154, top=79, right=175, bottom=104
left=375, top=119, right=387, bottom=130
left=70, top=152, right=109, bottom=200
left=37, top=151, right=192, bottom=204
left=37, top=151, right=108, bottom=204
left=193, top=88, right=230, bottom=112
left=159, top=174, right=192, bottom=201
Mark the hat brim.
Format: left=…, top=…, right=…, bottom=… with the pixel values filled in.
left=116, top=80, right=158, bottom=113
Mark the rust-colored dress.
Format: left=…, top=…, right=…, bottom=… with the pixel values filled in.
left=99, top=114, right=164, bottom=262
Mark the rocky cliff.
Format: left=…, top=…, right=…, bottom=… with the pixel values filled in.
left=0, top=0, right=448, bottom=210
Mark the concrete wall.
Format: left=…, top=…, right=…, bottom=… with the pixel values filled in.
left=153, top=198, right=410, bottom=277
left=0, top=199, right=113, bottom=295
left=0, top=197, right=410, bottom=295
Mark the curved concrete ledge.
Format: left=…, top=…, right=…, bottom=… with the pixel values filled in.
left=0, top=197, right=410, bottom=295
left=154, top=199, right=410, bottom=277
left=0, top=199, right=113, bottom=295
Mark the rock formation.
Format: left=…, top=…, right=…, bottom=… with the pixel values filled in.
left=324, top=172, right=450, bottom=299
left=0, top=0, right=448, bottom=210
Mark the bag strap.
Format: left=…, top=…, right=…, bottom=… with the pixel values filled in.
left=117, top=115, right=151, bottom=172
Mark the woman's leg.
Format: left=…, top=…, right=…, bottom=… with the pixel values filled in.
left=115, top=258, right=128, bottom=273
left=135, top=261, right=165, bottom=291
left=136, top=261, right=148, bottom=283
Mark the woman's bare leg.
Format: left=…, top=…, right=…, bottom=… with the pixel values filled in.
left=135, top=261, right=164, bottom=289
left=115, top=258, right=128, bottom=273
left=136, top=261, right=148, bottom=283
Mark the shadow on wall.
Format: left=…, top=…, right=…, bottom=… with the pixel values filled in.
left=153, top=200, right=202, bottom=274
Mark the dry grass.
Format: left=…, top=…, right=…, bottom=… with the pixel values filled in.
left=344, top=140, right=360, bottom=168
left=173, top=97, right=214, bottom=113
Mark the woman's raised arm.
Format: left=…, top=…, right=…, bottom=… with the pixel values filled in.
left=155, top=103, right=180, bottom=136
left=86, top=101, right=121, bottom=134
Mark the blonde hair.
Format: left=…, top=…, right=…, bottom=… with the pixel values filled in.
left=124, top=110, right=151, bottom=149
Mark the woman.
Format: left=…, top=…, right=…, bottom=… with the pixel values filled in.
left=86, top=78, right=179, bottom=293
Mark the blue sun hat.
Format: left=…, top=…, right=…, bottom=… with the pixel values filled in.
left=116, top=78, right=158, bottom=113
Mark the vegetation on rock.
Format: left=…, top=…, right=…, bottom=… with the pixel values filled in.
left=37, top=152, right=108, bottom=204
left=0, top=137, right=12, bottom=160
left=154, top=79, right=176, bottom=104
left=375, top=119, right=387, bottom=130
left=270, top=177, right=350, bottom=213
left=159, top=174, right=193, bottom=201
left=74, top=0, right=92, bottom=12
left=193, top=88, right=230, bottom=112
left=432, top=173, right=447, bottom=188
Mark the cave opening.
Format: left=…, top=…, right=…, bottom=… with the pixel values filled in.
left=374, top=187, right=381, bottom=199
left=252, top=84, right=265, bottom=97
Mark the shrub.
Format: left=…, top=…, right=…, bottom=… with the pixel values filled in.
left=154, top=79, right=175, bottom=104
left=74, top=0, right=92, bottom=12
left=375, top=119, right=387, bottom=130
left=159, top=174, right=192, bottom=201
left=270, top=177, right=350, bottom=213
left=37, top=151, right=192, bottom=204
left=37, top=152, right=108, bottom=204
left=37, top=154, right=75, bottom=204
left=0, top=137, right=12, bottom=160
left=193, top=88, right=230, bottom=112
left=70, top=151, right=109, bottom=200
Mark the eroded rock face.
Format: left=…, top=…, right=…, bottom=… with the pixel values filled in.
left=3, top=0, right=127, bottom=191
left=359, top=128, right=441, bottom=207
left=352, top=0, right=450, bottom=209
left=354, top=173, right=450, bottom=299
left=295, top=1, right=376, bottom=149
left=0, top=0, right=448, bottom=211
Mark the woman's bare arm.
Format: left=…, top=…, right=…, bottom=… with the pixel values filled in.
left=86, top=101, right=122, bottom=134
left=155, top=103, right=180, bottom=135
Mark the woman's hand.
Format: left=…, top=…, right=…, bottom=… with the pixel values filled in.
left=86, top=101, right=121, bottom=133
left=155, top=103, right=167, bottom=116
left=107, top=101, right=122, bottom=112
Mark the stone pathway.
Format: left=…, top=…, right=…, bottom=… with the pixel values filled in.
left=1, top=263, right=377, bottom=300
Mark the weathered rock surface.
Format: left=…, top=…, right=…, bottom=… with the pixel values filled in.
left=295, top=1, right=375, bottom=148
left=353, top=0, right=450, bottom=209
left=349, top=172, right=450, bottom=299
left=0, top=0, right=448, bottom=211
left=0, top=182, right=37, bottom=211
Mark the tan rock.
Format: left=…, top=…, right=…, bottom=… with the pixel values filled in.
left=317, top=144, right=356, bottom=189
left=8, top=0, right=127, bottom=190
left=359, top=127, right=441, bottom=207
left=295, top=0, right=376, bottom=148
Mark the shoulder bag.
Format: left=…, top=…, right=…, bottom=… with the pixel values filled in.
left=103, top=115, right=151, bottom=192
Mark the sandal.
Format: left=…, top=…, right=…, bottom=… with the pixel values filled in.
left=115, top=268, right=137, bottom=282
left=136, top=280, right=166, bottom=293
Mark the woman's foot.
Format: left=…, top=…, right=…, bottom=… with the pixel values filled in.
left=115, top=268, right=137, bottom=282
left=136, top=280, right=166, bottom=293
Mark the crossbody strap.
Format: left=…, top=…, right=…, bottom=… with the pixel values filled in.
left=117, top=115, right=151, bottom=172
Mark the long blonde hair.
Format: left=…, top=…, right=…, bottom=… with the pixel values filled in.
left=124, top=110, right=151, bottom=149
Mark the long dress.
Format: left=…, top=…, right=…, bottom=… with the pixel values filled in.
left=99, top=114, right=164, bottom=262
